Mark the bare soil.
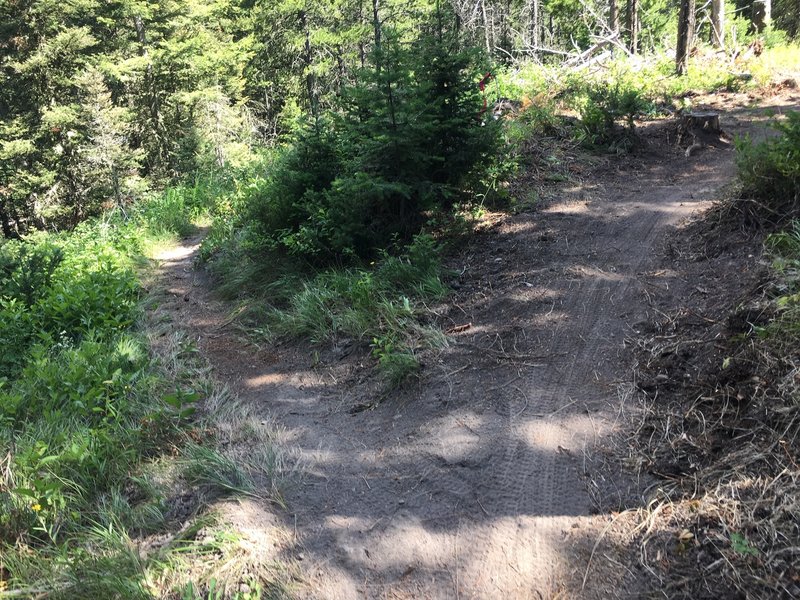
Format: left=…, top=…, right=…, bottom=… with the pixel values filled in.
left=154, top=90, right=800, bottom=599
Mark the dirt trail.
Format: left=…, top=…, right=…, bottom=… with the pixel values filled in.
left=154, top=98, right=799, bottom=599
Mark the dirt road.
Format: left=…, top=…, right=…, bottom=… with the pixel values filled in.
left=155, top=98, right=798, bottom=599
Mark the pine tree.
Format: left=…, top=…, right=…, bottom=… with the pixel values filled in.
left=77, top=67, right=143, bottom=213
left=249, top=3, right=498, bottom=261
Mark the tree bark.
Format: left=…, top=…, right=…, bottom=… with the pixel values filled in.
left=358, top=0, right=366, bottom=69
left=626, top=0, right=639, bottom=53
left=711, top=0, right=724, bottom=47
left=529, top=0, right=540, bottom=49
left=676, top=0, right=696, bottom=75
left=682, top=111, right=721, bottom=133
left=133, top=14, right=164, bottom=167
left=499, top=0, right=511, bottom=55
left=609, top=0, right=620, bottom=34
left=372, top=0, right=381, bottom=53
left=300, top=11, right=318, bottom=118
left=0, top=201, right=19, bottom=239
left=752, top=0, right=771, bottom=32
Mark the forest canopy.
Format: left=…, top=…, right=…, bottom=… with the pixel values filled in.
left=1, top=0, right=796, bottom=243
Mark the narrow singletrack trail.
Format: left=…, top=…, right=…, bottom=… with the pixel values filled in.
left=155, top=100, right=798, bottom=599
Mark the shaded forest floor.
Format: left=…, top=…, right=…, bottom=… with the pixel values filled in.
left=152, top=87, right=800, bottom=598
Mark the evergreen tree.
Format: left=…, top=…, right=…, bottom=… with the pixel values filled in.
left=249, top=4, right=498, bottom=261
left=0, top=0, right=254, bottom=235
left=76, top=67, right=144, bottom=213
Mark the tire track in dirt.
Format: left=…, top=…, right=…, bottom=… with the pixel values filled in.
left=270, top=168, right=732, bottom=599
left=456, top=180, right=718, bottom=598
left=155, top=109, right=790, bottom=598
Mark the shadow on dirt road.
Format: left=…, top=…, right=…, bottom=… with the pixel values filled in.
left=155, top=95, right=800, bottom=599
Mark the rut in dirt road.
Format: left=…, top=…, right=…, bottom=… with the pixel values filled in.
left=157, top=123, right=744, bottom=598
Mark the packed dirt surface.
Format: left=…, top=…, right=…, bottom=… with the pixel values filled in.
left=154, top=92, right=800, bottom=598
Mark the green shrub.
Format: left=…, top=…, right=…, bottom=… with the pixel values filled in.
left=0, top=232, right=139, bottom=379
left=737, top=111, right=800, bottom=218
left=0, top=298, right=37, bottom=378
left=577, top=82, right=650, bottom=150
left=0, top=224, right=156, bottom=545
left=244, top=18, right=499, bottom=263
left=0, top=240, right=64, bottom=306
left=2, top=334, right=146, bottom=424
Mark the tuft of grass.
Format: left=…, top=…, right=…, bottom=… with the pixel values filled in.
left=180, top=443, right=256, bottom=498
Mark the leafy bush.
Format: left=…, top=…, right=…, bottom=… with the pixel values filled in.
left=0, top=231, right=139, bottom=380
left=0, top=226, right=154, bottom=545
left=2, top=334, right=146, bottom=424
left=577, top=82, right=651, bottom=150
left=246, top=122, right=344, bottom=258
left=737, top=111, right=800, bottom=221
left=0, top=240, right=64, bottom=306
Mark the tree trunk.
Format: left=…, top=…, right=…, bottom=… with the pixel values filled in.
left=481, top=1, right=491, bottom=54
left=529, top=0, right=540, bottom=49
left=358, top=0, right=366, bottom=69
left=300, top=11, right=318, bottom=118
left=609, top=0, right=620, bottom=34
left=752, top=0, right=771, bottom=32
left=134, top=15, right=164, bottom=167
left=711, top=0, right=724, bottom=47
left=682, top=111, right=720, bottom=133
left=372, top=0, right=381, bottom=53
left=499, top=0, right=511, bottom=55
left=0, top=201, right=19, bottom=239
left=680, top=111, right=721, bottom=156
left=626, top=0, right=639, bottom=53
left=676, top=0, right=696, bottom=75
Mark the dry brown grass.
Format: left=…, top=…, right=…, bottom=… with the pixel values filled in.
left=625, top=271, right=800, bottom=598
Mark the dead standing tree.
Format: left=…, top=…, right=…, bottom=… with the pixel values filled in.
left=711, top=0, right=724, bottom=48
left=676, top=0, right=696, bottom=75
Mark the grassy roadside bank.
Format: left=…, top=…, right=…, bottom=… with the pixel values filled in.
left=0, top=196, right=288, bottom=598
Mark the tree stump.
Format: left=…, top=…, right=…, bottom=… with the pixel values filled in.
left=682, top=111, right=720, bottom=134
left=678, top=111, right=722, bottom=156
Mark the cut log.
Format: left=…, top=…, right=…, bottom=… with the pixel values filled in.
left=682, top=111, right=720, bottom=133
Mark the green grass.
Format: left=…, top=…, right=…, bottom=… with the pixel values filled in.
left=208, top=232, right=450, bottom=388
left=180, top=443, right=256, bottom=498
left=0, top=212, right=288, bottom=597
